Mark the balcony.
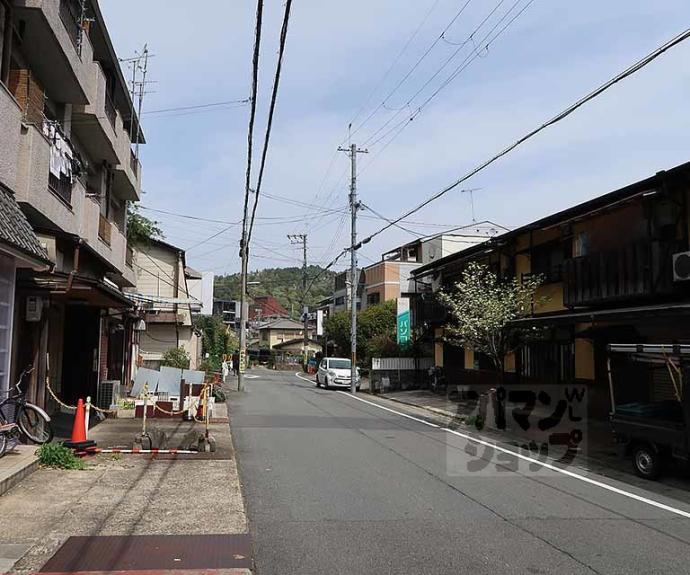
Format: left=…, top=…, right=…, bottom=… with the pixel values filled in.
left=81, top=197, right=126, bottom=274
left=15, top=122, right=78, bottom=234
left=563, top=241, right=675, bottom=307
left=98, top=213, right=111, bottom=245
left=13, top=0, right=90, bottom=104
left=0, top=82, right=23, bottom=191
left=113, top=139, right=141, bottom=201
left=72, top=62, right=118, bottom=165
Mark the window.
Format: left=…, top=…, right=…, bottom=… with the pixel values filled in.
left=0, top=253, right=15, bottom=397
left=367, top=292, right=380, bottom=305
left=573, top=232, right=588, bottom=257
left=335, top=296, right=345, bottom=306
left=520, top=341, right=574, bottom=383
left=530, top=240, right=571, bottom=283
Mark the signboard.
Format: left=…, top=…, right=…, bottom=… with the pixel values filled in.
left=316, top=309, right=324, bottom=336
left=397, top=298, right=410, bottom=345
left=239, top=349, right=246, bottom=373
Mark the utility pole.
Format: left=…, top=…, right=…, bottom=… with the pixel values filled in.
left=338, top=143, right=368, bottom=393
left=288, top=234, right=308, bottom=371
left=238, top=210, right=249, bottom=392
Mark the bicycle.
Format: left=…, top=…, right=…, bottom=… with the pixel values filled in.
left=0, top=366, right=54, bottom=444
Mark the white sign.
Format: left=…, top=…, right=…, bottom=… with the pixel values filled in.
left=316, top=309, right=324, bottom=336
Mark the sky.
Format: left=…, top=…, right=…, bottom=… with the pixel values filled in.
left=100, top=0, right=690, bottom=276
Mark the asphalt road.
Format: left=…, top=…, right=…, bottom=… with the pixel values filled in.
left=229, top=370, right=690, bottom=575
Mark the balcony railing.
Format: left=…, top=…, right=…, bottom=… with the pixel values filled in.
left=48, top=172, right=72, bottom=206
left=522, top=264, right=563, bottom=285
left=104, top=93, right=116, bottom=128
left=563, top=241, right=674, bottom=307
left=98, top=213, right=112, bottom=245
left=130, top=149, right=138, bottom=175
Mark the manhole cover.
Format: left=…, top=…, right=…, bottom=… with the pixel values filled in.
left=39, top=534, right=251, bottom=572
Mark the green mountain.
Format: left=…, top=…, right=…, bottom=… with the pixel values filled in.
left=214, top=266, right=335, bottom=317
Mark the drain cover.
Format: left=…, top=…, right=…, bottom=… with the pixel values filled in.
left=39, top=534, right=251, bottom=572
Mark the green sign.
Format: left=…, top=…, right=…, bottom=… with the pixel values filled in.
left=397, top=298, right=410, bottom=345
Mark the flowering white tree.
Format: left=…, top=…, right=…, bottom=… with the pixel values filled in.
left=438, top=261, right=543, bottom=376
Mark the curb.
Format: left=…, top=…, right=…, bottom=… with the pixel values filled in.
left=0, top=446, right=40, bottom=497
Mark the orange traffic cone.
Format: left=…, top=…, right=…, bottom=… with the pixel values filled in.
left=71, top=399, right=86, bottom=443
left=64, top=399, right=96, bottom=449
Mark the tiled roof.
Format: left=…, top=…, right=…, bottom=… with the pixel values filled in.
left=258, top=318, right=305, bottom=331
left=0, top=184, right=51, bottom=264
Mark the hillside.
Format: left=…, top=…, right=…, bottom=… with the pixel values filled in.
left=214, top=266, right=335, bottom=316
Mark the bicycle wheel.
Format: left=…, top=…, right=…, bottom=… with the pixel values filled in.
left=17, top=405, right=53, bottom=444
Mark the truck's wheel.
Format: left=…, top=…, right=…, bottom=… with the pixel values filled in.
left=632, top=444, right=662, bottom=480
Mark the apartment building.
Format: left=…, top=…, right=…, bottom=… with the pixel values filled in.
left=332, top=268, right=363, bottom=313
left=361, top=233, right=488, bottom=309
left=0, top=0, right=143, bottom=406
left=412, top=161, right=690, bottom=418
left=129, top=239, right=201, bottom=371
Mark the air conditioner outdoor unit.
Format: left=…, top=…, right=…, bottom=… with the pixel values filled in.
left=672, top=251, right=690, bottom=281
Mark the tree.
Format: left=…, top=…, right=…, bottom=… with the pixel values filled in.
left=438, top=261, right=543, bottom=375
left=194, top=315, right=239, bottom=371
left=214, top=266, right=335, bottom=317
left=323, top=300, right=403, bottom=366
left=127, top=203, right=164, bottom=246
left=161, top=347, right=191, bottom=369
left=323, top=309, right=351, bottom=356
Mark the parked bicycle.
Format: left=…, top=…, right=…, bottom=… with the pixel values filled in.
left=0, top=366, right=54, bottom=444
left=0, top=422, right=21, bottom=458
left=428, top=366, right=446, bottom=394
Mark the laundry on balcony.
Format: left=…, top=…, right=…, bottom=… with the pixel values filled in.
left=42, top=120, right=75, bottom=182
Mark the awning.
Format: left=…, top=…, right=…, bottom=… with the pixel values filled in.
left=511, top=302, right=690, bottom=326
left=18, top=272, right=133, bottom=308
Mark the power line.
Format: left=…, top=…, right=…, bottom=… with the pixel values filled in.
left=346, top=0, right=475, bottom=143
left=246, top=0, right=294, bottom=245
left=361, top=0, right=525, bottom=152
left=355, top=25, right=690, bottom=249
left=307, top=25, right=690, bottom=296
left=347, top=0, right=442, bottom=130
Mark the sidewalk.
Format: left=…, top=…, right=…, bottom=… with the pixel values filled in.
left=0, top=445, right=39, bottom=499
left=0, top=397, right=250, bottom=574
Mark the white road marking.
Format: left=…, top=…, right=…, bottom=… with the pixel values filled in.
left=294, top=371, right=690, bottom=519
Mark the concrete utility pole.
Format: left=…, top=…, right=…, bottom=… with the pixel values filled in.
left=237, top=197, right=251, bottom=392
left=338, top=143, right=368, bottom=393
left=288, top=234, right=308, bottom=370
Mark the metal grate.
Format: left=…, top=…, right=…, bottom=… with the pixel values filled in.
left=40, top=534, right=252, bottom=572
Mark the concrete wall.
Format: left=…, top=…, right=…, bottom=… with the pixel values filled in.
left=16, top=122, right=81, bottom=234
left=133, top=244, right=179, bottom=300
left=0, top=83, right=22, bottom=191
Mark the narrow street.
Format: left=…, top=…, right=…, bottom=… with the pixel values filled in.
left=230, top=370, right=690, bottom=575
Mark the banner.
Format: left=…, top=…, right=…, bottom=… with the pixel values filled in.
left=396, top=298, right=410, bottom=345
left=316, top=309, right=324, bottom=336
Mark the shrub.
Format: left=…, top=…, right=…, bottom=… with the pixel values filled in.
left=161, top=347, right=191, bottom=369
left=212, top=386, right=227, bottom=403
left=37, top=443, right=85, bottom=470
